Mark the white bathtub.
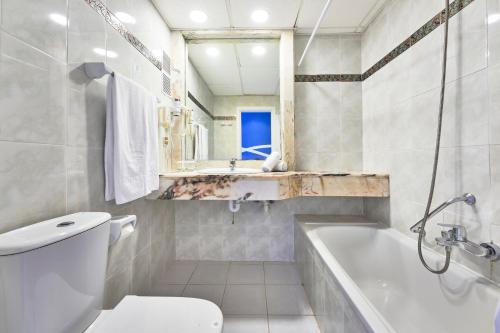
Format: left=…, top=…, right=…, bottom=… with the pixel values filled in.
left=295, top=216, right=500, bottom=333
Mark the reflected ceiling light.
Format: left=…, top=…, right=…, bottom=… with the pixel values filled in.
left=93, top=48, right=118, bottom=58
left=115, top=11, right=136, bottom=24
left=190, top=10, right=208, bottom=23
left=49, top=13, right=67, bottom=26
left=206, top=47, right=220, bottom=57
left=251, top=9, right=269, bottom=23
left=488, top=14, right=500, bottom=24
left=252, top=45, right=266, bottom=56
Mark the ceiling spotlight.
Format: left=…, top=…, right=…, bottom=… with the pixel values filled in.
left=206, top=47, right=220, bottom=57
left=190, top=10, right=208, bottom=23
left=252, top=45, right=266, bottom=56
left=49, top=13, right=67, bottom=26
left=115, top=11, right=136, bottom=24
left=488, top=14, right=500, bottom=25
left=251, top=9, right=269, bottom=23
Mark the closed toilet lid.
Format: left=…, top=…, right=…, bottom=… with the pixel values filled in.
left=86, top=296, right=223, bottom=333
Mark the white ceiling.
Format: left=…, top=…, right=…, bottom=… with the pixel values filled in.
left=152, top=0, right=388, bottom=33
left=188, top=40, right=279, bottom=96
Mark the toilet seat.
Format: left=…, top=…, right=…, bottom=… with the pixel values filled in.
left=85, top=296, right=223, bottom=333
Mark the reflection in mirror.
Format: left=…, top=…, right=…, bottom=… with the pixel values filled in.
left=185, top=39, right=280, bottom=161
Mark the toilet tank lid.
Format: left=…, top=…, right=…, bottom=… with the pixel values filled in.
left=0, top=212, right=111, bottom=256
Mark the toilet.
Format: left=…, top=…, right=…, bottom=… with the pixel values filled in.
left=0, top=212, right=223, bottom=333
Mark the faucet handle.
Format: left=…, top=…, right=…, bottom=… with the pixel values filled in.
left=437, top=223, right=467, bottom=241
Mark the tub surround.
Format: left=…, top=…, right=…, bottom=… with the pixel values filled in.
left=152, top=172, right=389, bottom=200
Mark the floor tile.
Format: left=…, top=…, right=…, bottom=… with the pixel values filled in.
left=264, top=263, right=301, bottom=285
left=222, top=285, right=267, bottom=315
left=266, top=285, right=313, bottom=315
left=268, top=316, right=320, bottom=333
left=157, top=261, right=197, bottom=284
left=223, top=316, right=269, bottom=333
left=147, top=284, right=185, bottom=297
left=228, top=263, right=265, bottom=284
left=182, top=284, right=226, bottom=306
left=189, top=261, right=230, bottom=284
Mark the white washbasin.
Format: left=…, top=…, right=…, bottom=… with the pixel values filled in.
left=198, top=167, right=262, bottom=174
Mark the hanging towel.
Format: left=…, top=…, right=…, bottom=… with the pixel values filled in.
left=194, top=123, right=209, bottom=160
left=105, top=73, right=159, bottom=204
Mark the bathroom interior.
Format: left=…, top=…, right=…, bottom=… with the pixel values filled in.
left=1, top=0, right=500, bottom=332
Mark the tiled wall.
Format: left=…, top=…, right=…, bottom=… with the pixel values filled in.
left=294, top=35, right=363, bottom=171
left=175, top=198, right=364, bottom=261
left=0, top=0, right=175, bottom=308
left=362, top=0, right=500, bottom=280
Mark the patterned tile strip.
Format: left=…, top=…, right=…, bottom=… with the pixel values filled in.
left=214, top=116, right=237, bottom=121
left=188, top=92, right=215, bottom=120
left=83, top=0, right=162, bottom=70
left=296, top=0, right=475, bottom=83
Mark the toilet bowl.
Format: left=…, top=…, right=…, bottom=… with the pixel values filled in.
left=0, top=212, right=223, bottom=333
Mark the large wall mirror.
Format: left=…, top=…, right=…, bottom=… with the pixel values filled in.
left=184, top=38, right=281, bottom=162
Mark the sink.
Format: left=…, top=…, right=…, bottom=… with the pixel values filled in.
left=198, top=167, right=262, bottom=174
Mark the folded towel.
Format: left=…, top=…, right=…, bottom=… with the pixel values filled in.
left=273, top=161, right=288, bottom=172
left=261, top=152, right=281, bottom=172
left=105, top=72, right=159, bottom=204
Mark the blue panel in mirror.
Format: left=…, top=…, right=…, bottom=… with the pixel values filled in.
left=241, top=111, right=272, bottom=160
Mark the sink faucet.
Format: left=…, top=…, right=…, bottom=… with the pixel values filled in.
left=435, top=223, right=500, bottom=261
left=229, top=158, right=236, bottom=171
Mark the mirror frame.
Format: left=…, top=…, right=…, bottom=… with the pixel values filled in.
left=168, top=30, right=295, bottom=171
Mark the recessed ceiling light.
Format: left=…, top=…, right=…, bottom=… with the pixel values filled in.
left=488, top=14, right=500, bottom=25
left=115, top=11, right=136, bottom=24
left=252, top=45, right=266, bottom=56
left=93, top=48, right=118, bottom=58
left=251, top=9, right=269, bottom=23
left=206, top=47, right=220, bottom=57
left=49, top=13, right=67, bottom=26
left=190, top=10, right=208, bottom=23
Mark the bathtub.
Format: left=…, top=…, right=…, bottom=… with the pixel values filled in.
left=294, top=215, right=500, bottom=333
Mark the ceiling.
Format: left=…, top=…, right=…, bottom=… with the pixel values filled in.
left=188, top=40, right=280, bottom=96
left=152, top=0, right=388, bottom=33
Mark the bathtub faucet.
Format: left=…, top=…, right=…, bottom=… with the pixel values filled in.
left=435, top=223, right=500, bottom=261
left=410, top=193, right=476, bottom=234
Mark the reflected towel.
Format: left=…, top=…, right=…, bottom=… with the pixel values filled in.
left=105, top=73, right=159, bottom=204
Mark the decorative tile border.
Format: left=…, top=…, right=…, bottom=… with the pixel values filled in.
left=188, top=91, right=215, bottom=120
left=214, top=116, right=237, bottom=121
left=295, top=74, right=362, bottom=82
left=84, top=0, right=162, bottom=70
left=296, top=0, right=475, bottom=83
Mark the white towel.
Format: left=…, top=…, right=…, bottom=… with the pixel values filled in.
left=194, top=124, right=209, bottom=160
left=261, top=152, right=281, bottom=172
left=105, top=73, right=159, bottom=204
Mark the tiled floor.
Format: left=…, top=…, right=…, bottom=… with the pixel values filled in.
left=150, top=261, right=320, bottom=333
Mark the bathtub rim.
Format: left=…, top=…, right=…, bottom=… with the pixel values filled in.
left=295, top=215, right=500, bottom=333
left=296, top=217, right=394, bottom=333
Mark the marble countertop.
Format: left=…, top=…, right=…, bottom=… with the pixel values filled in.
left=152, top=171, right=390, bottom=200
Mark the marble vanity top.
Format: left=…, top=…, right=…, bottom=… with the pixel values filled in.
left=150, top=171, right=389, bottom=201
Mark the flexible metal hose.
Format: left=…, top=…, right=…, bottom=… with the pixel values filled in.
left=417, top=0, right=451, bottom=274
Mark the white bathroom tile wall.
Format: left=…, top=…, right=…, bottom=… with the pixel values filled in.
left=294, top=35, right=363, bottom=171
left=0, top=0, right=175, bottom=309
left=174, top=198, right=364, bottom=261
left=362, top=0, right=500, bottom=281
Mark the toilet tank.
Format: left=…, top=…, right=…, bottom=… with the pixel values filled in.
left=0, top=212, right=111, bottom=333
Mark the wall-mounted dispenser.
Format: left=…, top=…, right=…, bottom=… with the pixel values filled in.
left=109, top=215, right=137, bottom=246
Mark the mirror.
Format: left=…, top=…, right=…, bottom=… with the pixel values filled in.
left=184, top=38, right=281, bottom=161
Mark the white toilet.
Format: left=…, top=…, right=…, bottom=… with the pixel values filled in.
left=0, top=212, right=223, bottom=333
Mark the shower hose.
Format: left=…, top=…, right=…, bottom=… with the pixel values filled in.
left=418, top=0, right=451, bottom=274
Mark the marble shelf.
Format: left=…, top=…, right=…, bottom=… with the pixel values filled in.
left=149, top=171, right=390, bottom=201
